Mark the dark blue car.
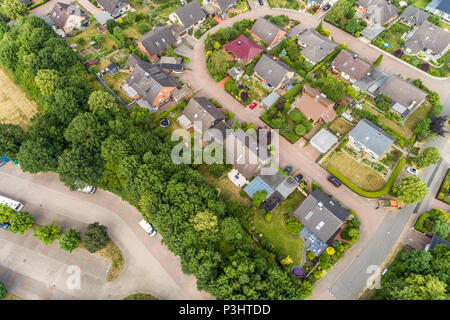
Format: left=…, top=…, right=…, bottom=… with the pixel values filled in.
left=0, top=222, right=10, bottom=231
left=258, top=0, right=264, bottom=5
left=294, top=174, right=303, bottom=182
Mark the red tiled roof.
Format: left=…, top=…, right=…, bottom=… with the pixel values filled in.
left=224, top=34, right=263, bottom=61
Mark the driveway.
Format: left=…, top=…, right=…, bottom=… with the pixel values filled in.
left=174, top=43, right=193, bottom=59
left=76, top=0, right=104, bottom=16
left=0, top=163, right=212, bottom=300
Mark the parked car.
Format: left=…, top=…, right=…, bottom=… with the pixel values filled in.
left=0, top=222, right=9, bottom=231
left=139, top=219, right=157, bottom=237
left=284, top=165, right=293, bottom=175
left=258, top=0, right=264, bottom=5
left=406, top=167, right=418, bottom=175
left=249, top=102, right=258, bottom=109
left=328, top=175, right=342, bottom=187
left=294, top=173, right=303, bottom=182
left=323, top=4, right=331, bottom=11
left=78, top=185, right=96, bottom=194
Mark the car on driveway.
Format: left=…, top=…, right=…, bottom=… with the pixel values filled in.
left=258, top=0, right=264, bottom=5
left=284, top=165, right=293, bottom=175
left=139, top=219, right=157, bottom=237
left=294, top=173, right=303, bottom=182
left=249, top=102, right=258, bottom=109
left=406, top=167, right=419, bottom=175
left=78, top=185, right=96, bottom=194
left=323, top=4, right=331, bottom=11
left=328, top=175, right=342, bottom=187
left=0, top=222, right=9, bottom=231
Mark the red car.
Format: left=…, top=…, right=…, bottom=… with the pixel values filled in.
left=249, top=102, right=258, bottom=109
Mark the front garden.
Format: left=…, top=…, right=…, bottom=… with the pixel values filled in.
left=436, top=169, right=450, bottom=205
left=414, top=208, right=450, bottom=240
left=325, top=0, right=367, bottom=37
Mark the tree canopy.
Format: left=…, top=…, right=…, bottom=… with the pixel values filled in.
left=392, top=176, right=428, bottom=204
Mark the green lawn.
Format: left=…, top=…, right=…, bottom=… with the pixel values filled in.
left=103, top=72, right=134, bottom=104
left=372, top=22, right=411, bottom=54
left=253, top=190, right=305, bottom=265
left=326, top=152, right=386, bottom=192
left=411, top=0, right=431, bottom=10
left=67, top=26, right=116, bottom=51
left=329, top=118, right=354, bottom=136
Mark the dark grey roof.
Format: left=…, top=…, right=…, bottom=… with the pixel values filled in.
left=42, top=15, right=56, bottom=27
left=360, top=23, right=385, bottom=40
left=138, top=26, right=177, bottom=57
left=400, top=5, right=430, bottom=26
left=429, top=234, right=450, bottom=250
left=174, top=1, right=206, bottom=28
left=159, top=63, right=183, bottom=72
left=254, top=54, right=291, bottom=88
left=127, top=64, right=179, bottom=106
left=297, top=29, right=337, bottom=64
left=354, top=68, right=388, bottom=97
left=293, top=189, right=349, bottom=244
left=19, top=0, right=32, bottom=6
left=250, top=18, right=285, bottom=45
left=379, top=76, right=427, bottom=113
left=259, top=165, right=287, bottom=190
left=263, top=191, right=284, bottom=212
left=182, top=97, right=226, bottom=131
left=436, top=0, right=450, bottom=14
left=97, top=0, right=129, bottom=16
left=286, top=23, right=307, bottom=39
left=49, top=3, right=88, bottom=29
left=405, top=21, right=450, bottom=55
left=215, top=0, right=237, bottom=10
left=357, top=0, right=399, bottom=25
left=349, top=119, right=394, bottom=156
left=125, top=54, right=152, bottom=70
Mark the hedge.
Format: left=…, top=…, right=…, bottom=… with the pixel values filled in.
left=327, top=157, right=406, bottom=198
left=414, top=213, right=429, bottom=233
left=29, top=0, right=48, bottom=9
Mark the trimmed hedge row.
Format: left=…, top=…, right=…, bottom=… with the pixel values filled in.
left=29, top=0, right=48, bottom=9
left=327, top=157, right=406, bottom=198
left=414, top=213, right=429, bottom=233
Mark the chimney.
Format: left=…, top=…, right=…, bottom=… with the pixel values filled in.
left=237, top=40, right=242, bottom=45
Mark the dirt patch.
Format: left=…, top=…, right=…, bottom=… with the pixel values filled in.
left=0, top=68, right=38, bottom=128
left=97, top=240, right=124, bottom=282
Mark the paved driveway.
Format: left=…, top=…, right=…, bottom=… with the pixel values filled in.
left=0, top=164, right=212, bottom=300
left=76, top=0, right=103, bottom=16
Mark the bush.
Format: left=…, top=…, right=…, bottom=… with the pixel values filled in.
left=83, top=222, right=110, bottom=253
left=307, top=251, right=316, bottom=261
left=265, top=212, right=272, bottom=222
left=59, top=229, right=82, bottom=253
left=285, top=216, right=303, bottom=235
left=33, top=222, right=61, bottom=245
left=9, top=211, right=34, bottom=234
left=0, top=282, right=7, bottom=300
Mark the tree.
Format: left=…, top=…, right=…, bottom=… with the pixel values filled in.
left=392, top=176, right=428, bottom=204
left=252, top=190, right=268, bottom=208
left=280, top=255, right=293, bottom=265
left=413, top=119, right=432, bottom=141
left=190, top=211, right=219, bottom=233
left=0, top=204, right=14, bottom=224
left=207, top=50, right=229, bottom=78
left=414, top=147, right=440, bottom=169
left=17, top=137, right=63, bottom=173
left=9, top=211, right=34, bottom=234
left=59, top=229, right=82, bottom=253
left=295, top=124, right=307, bottom=136
left=393, top=274, right=447, bottom=300
left=285, top=216, right=302, bottom=235
left=83, top=222, right=109, bottom=253
left=428, top=14, right=441, bottom=26
left=0, top=124, right=26, bottom=159
left=264, top=211, right=272, bottom=222
left=429, top=104, right=443, bottom=117
left=64, top=112, right=108, bottom=149
left=33, top=222, right=61, bottom=245
left=432, top=220, right=450, bottom=239
left=373, top=54, right=383, bottom=66
left=344, top=18, right=360, bottom=34
left=326, top=247, right=335, bottom=255
left=88, top=90, right=117, bottom=113
left=427, top=92, right=440, bottom=105
left=325, top=0, right=354, bottom=25
left=34, top=69, right=58, bottom=96
left=106, top=19, right=119, bottom=34
left=0, top=282, right=7, bottom=300
left=321, top=78, right=346, bottom=102
left=3, top=0, right=28, bottom=20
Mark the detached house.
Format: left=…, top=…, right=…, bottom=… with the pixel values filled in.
left=356, top=0, right=399, bottom=25
left=96, top=0, right=131, bottom=18
left=426, top=0, right=450, bottom=23
left=137, top=26, right=177, bottom=62
left=379, top=76, right=427, bottom=118
left=331, top=50, right=372, bottom=84
left=293, top=86, right=337, bottom=124
left=297, top=29, right=337, bottom=65
left=404, top=21, right=450, bottom=61
left=210, top=0, right=237, bottom=12
left=399, top=5, right=430, bottom=27
left=249, top=18, right=287, bottom=48
left=169, top=1, right=206, bottom=32
left=348, top=119, right=394, bottom=159
left=253, top=54, right=294, bottom=91
left=49, top=3, right=89, bottom=35
left=223, top=34, right=263, bottom=62
left=125, top=56, right=179, bottom=111
left=293, top=189, right=350, bottom=256
left=177, top=97, right=226, bottom=135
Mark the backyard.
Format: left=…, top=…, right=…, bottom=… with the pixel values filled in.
left=326, top=152, right=387, bottom=192
left=67, top=25, right=116, bottom=52
left=103, top=72, right=134, bottom=104
left=328, top=118, right=354, bottom=136
left=253, top=190, right=305, bottom=265
left=372, top=22, right=411, bottom=55
left=437, top=169, right=450, bottom=205
left=410, top=0, right=431, bottom=10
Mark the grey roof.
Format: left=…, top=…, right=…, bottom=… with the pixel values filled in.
left=293, top=189, right=349, bottom=244
left=360, top=23, right=385, bottom=40
left=349, top=119, right=394, bottom=156
left=97, top=0, right=129, bottom=16
left=357, top=0, right=399, bottom=25
left=228, top=66, right=244, bottom=79
left=202, top=3, right=220, bottom=15
left=405, top=21, right=450, bottom=55
left=204, top=121, right=231, bottom=144
left=125, top=54, right=152, bottom=70
left=263, top=190, right=284, bottom=212
left=332, top=50, right=372, bottom=81
left=297, top=29, right=337, bottom=64
left=261, top=92, right=280, bottom=107
left=276, top=177, right=298, bottom=199
left=160, top=56, right=182, bottom=65
left=286, top=23, right=307, bottom=39
left=49, top=3, right=88, bottom=29
left=400, top=5, right=430, bottom=26
left=95, top=11, right=113, bottom=25
left=354, top=68, right=388, bottom=96
left=215, top=0, right=237, bottom=10
left=250, top=18, right=286, bottom=45
left=259, top=164, right=287, bottom=190
left=254, top=54, right=291, bottom=88
left=127, top=64, right=179, bottom=107
left=310, top=128, right=339, bottom=153
left=138, top=26, right=176, bottom=57
left=436, top=0, right=450, bottom=14
left=174, top=1, right=206, bottom=28
left=182, top=97, right=226, bottom=131
left=429, top=234, right=450, bottom=250
left=379, top=76, right=427, bottom=114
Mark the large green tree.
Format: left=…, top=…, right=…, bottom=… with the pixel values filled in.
left=414, top=147, right=440, bottom=169
left=17, top=137, right=63, bottom=173
left=9, top=211, right=34, bottom=234
left=320, top=78, right=346, bottom=102
left=83, top=222, right=109, bottom=253
left=392, top=176, right=428, bottom=204
left=2, top=0, right=28, bottom=20
left=59, top=229, right=82, bottom=253
left=64, top=112, right=108, bottom=149
left=0, top=204, right=14, bottom=224
left=34, top=69, right=58, bottom=96
left=392, top=274, right=447, bottom=300
left=33, top=222, right=61, bottom=245
left=0, top=123, right=26, bottom=159
left=88, top=90, right=117, bottom=114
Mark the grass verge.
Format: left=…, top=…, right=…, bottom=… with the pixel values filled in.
left=97, top=240, right=124, bottom=282
left=123, top=293, right=158, bottom=300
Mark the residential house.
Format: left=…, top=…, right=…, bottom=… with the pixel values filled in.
left=293, top=86, right=337, bottom=124
left=297, top=29, right=337, bottom=65
left=210, top=0, right=237, bottom=12
left=331, top=50, right=372, bottom=84
left=249, top=18, right=287, bottom=48
left=293, top=189, right=350, bottom=256
left=49, top=3, right=89, bottom=34
left=253, top=54, right=294, bottom=91
left=125, top=58, right=179, bottom=111
left=159, top=56, right=183, bottom=73
left=353, top=68, right=388, bottom=97
left=106, top=63, right=119, bottom=74
left=356, top=0, right=399, bottom=25
left=169, top=1, right=206, bottom=32
left=360, top=23, right=385, bottom=40
left=404, top=21, right=450, bottom=61
left=177, top=97, right=226, bottom=134
left=125, top=54, right=152, bottom=71
left=96, top=0, right=131, bottom=18
left=286, top=23, right=307, bottom=40
left=244, top=162, right=299, bottom=212
left=426, top=0, right=450, bottom=23
left=137, top=26, right=177, bottom=62
left=399, top=5, right=430, bottom=27
left=202, top=3, right=220, bottom=17
left=425, top=234, right=450, bottom=251
left=310, top=128, right=339, bottom=153
left=348, top=119, right=395, bottom=159
left=228, top=66, right=244, bottom=80
left=379, top=76, right=427, bottom=118
left=223, top=34, right=263, bottom=62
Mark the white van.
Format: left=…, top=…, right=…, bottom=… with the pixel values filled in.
left=77, top=185, right=96, bottom=194
left=139, top=219, right=157, bottom=237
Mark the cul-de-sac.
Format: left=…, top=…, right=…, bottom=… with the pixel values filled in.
left=0, top=0, right=448, bottom=302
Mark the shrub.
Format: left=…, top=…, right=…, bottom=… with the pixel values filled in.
left=0, top=282, right=7, bottom=300
left=83, top=222, right=110, bottom=253
left=59, top=229, right=82, bottom=253
left=421, top=63, right=430, bottom=71
left=265, top=212, right=272, bottom=223
left=34, top=222, right=61, bottom=245
left=9, top=211, right=34, bottom=234
left=307, top=251, right=316, bottom=261
left=393, top=49, right=403, bottom=58
left=285, top=216, right=303, bottom=235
